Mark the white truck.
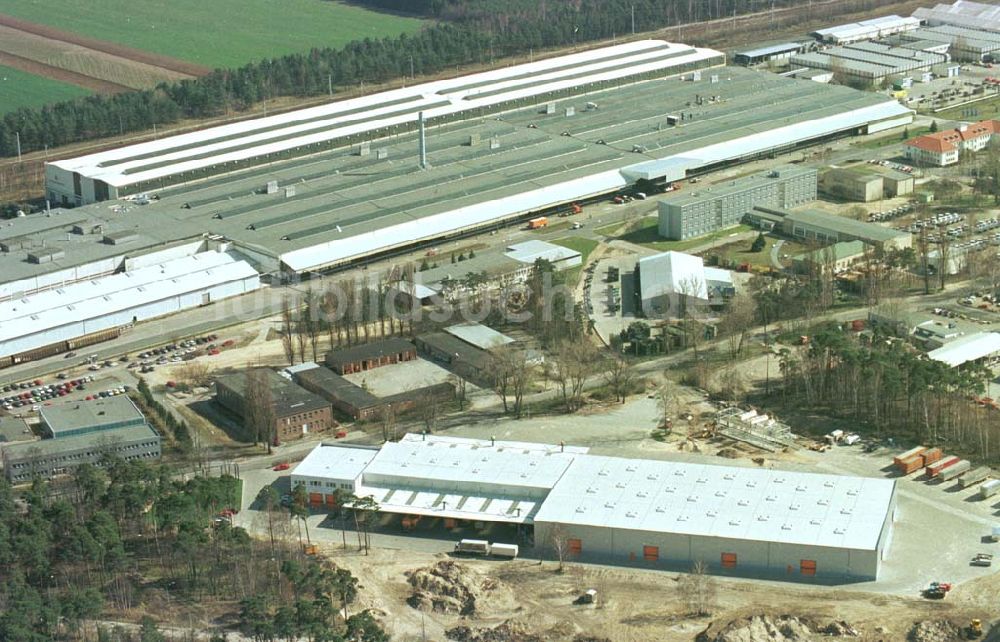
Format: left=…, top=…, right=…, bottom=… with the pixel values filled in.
left=454, top=539, right=491, bottom=556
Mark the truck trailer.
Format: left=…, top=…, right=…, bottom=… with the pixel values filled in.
left=926, top=455, right=960, bottom=478
left=980, top=479, right=1000, bottom=499
left=959, top=467, right=992, bottom=488
left=939, top=459, right=972, bottom=482
left=490, top=543, right=519, bottom=559
left=527, top=216, right=548, bottom=229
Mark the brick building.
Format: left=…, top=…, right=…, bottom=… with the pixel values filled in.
left=215, top=369, right=334, bottom=443
left=324, top=338, right=416, bottom=375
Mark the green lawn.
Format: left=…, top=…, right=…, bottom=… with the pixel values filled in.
left=0, top=64, right=90, bottom=114
left=613, top=218, right=752, bottom=252
left=0, top=0, right=426, bottom=69
left=852, top=126, right=931, bottom=150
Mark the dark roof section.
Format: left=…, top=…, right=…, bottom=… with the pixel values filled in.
left=324, top=338, right=415, bottom=369
left=294, top=367, right=381, bottom=410
left=416, top=332, right=495, bottom=370
left=216, top=369, right=331, bottom=418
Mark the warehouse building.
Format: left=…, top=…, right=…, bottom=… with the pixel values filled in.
left=636, top=251, right=735, bottom=316
left=734, top=43, right=808, bottom=66
left=294, top=365, right=454, bottom=421
left=215, top=369, right=334, bottom=443
left=13, top=40, right=912, bottom=287
left=293, top=434, right=897, bottom=581
left=791, top=240, right=867, bottom=274
left=904, top=119, right=1000, bottom=166
left=658, top=165, right=817, bottom=241
left=415, top=332, right=497, bottom=386
left=812, top=15, right=920, bottom=44
left=324, top=339, right=417, bottom=375
left=927, top=331, right=1000, bottom=367
left=913, top=1, right=1000, bottom=34
left=899, top=24, right=1000, bottom=61
left=0, top=245, right=261, bottom=366
left=791, top=41, right=947, bottom=86
left=2, top=397, right=160, bottom=483
left=819, top=166, right=913, bottom=202
left=781, top=209, right=912, bottom=250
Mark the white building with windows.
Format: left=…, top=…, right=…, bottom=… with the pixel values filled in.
left=292, top=434, right=897, bottom=581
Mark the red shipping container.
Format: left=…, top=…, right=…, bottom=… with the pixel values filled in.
left=926, top=455, right=960, bottom=478
left=893, top=446, right=926, bottom=466
left=896, top=455, right=924, bottom=475
left=920, top=447, right=943, bottom=466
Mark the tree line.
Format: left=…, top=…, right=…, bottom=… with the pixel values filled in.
left=2, top=0, right=825, bottom=159
left=0, top=456, right=386, bottom=641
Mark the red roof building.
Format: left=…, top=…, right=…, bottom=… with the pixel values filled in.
left=905, top=120, right=1000, bottom=166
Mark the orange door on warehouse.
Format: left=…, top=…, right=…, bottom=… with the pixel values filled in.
left=721, top=552, right=737, bottom=568
left=309, top=492, right=323, bottom=505
left=800, top=559, right=817, bottom=576
left=568, top=539, right=582, bottom=555
left=642, top=545, right=659, bottom=561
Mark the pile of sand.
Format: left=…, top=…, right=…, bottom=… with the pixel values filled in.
left=405, top=560, right=513, bottom=616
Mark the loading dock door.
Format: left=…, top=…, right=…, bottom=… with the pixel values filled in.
left=568, top=538, right=582, bottom=556
left=308, top=492, right=323, bottom=505
left=721, top=552, right=737, bottom=568
left=643, top=545, right=659, bottom=561
left=800, top=559, right=817, bottom=576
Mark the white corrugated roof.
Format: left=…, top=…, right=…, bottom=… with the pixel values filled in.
left=293, top=444, right=379, bottom=481
left=51, top=41, right=722, bottom=188
left=927, top=331, right=1000, bottom=367
left=504, top=239, right=581, bottom=265
left=444, top=323, right=514, bottom=350
left=292, top=435, right=895, bottom=550
left=534, top=454, right=895, bottom=551
left=638, top=250, right=708, bottom=300
left=914, top=1, right=1000, bottom=31
left=0, top=252, right=259, bottom=352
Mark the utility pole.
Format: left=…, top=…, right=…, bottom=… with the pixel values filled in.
left=410, top=54, right=414, bottom=79
left=631, top=4, right=636, bottom=35
left=15, top=131, right=21, bottom=162
left=328, top=74, right=333, bottom=97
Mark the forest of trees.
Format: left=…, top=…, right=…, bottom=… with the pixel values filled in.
left=0, top=457, right=384, bottom=641
left=0, top=0, right=853, bottom=158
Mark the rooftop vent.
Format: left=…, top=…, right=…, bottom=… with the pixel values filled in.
left=715, top=491, right=726, bottom=497
left=781, top=523, right=793, bottom=531
left=766, top=495, right=777, bottom=502
left=706, top=510, right=717, bottom=517
left=626, top=511, right=637, bottom=518
left=598, top=469, right=609, bottom=476
left=724, top=473, right=735, bottom=480
left=817, top=499, right=829, bottom=506
left=796, top=485, right=807, bottom=492
left=840, top=508, right=853, bottom=515
left=738, top=499, right=749, bottom=506
left=626, top=465, right=637, bottom=472
left=646, top=473, right=659, bottom=481
left=789, top=503, right=800, bottom=511
left=834, top=527, right=846, bottom=535
left=758, top=515, right=769, bottom=522
left=746, top=481, right=757, bottom=488
left=686, top=495, right=698, bottom=503
left=677, top=515, right=689, bottom=522
left=604, top=502, right=615, bottom=509
left=729, top=520, right=740, bottom=526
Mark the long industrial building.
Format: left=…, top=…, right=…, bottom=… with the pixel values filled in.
left=19, top=40, right=912, bottom=281
left=914, top=1, right=1000, bottom=33
left=791, top=41, right=948, bottom=86
left=0, top=247, right=260, bottom=365
left=293, top=434, right=897, bottom=581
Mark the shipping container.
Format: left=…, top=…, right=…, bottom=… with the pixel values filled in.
left=454, top=539, right=491, bottom=555
left=939, top=459, right=972, bottom=482
left=528, top=216, right=548, bottom=229
left=926, top=455, right=960, bottom=478
left=980, top=479, right=1000, bottom=499
left=491, top=543, right=519, bottom=559
left=897, top=455, right=924, bottom=475
left=894, top=446, right=926, bottom=465
left=959, top=466, right=992, bottom=488
left=920, top=447, right=943, bottom=466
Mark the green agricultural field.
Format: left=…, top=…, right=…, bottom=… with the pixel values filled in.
left=0, top=0, right=426, bottom=69
left=0, top=65, right=90, bottom=114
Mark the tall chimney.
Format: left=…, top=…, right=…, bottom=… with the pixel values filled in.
left=418, top=111, right=428, bottom=169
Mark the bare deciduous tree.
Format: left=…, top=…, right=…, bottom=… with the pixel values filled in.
left=547, top=524, right=572, bottom=573
left=603, top=356, right=636, bottom=404
left=677, top=560, right=717, bottom=616
left=493, top=346, right=534, bottom=418
left=244, top=368, right=276, bottom=454
left=280, top=297, right=296, bottom=364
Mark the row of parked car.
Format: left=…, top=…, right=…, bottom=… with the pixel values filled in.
left=1, top=375, right=96, bottom=410
left=868, top=202, right=911, bottom=222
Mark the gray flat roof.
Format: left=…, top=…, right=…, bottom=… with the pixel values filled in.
left=0, top=416, right=33, bottom=443
left=41, top=396, right=145, bottom=437
left=0, top=65, right=908, bottom=283
left=2, top=424, right=159, bottom=459
left=295, top=367, right=381, bottom=409
left=216, top=369, right=331, bottom=417
left=735, top=43, right=804, bottom=58
left=785, top=209, right=910, bottom=242
left=444, top=323, right=514, bottom=351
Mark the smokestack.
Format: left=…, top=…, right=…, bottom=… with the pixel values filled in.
left=418, top=111, right=428, bottom=169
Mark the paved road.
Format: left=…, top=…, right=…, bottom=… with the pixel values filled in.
left=770, top=239, right=786, bottom=270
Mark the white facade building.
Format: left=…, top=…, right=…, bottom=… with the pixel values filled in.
left=0, top=250, right=260, bottom=361
left=636, top=251, right=735, bottom=315
left=292, top=435, right=897, bottom=581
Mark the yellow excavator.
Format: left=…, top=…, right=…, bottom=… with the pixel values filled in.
left=965, top=619, right=982, bottom=639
